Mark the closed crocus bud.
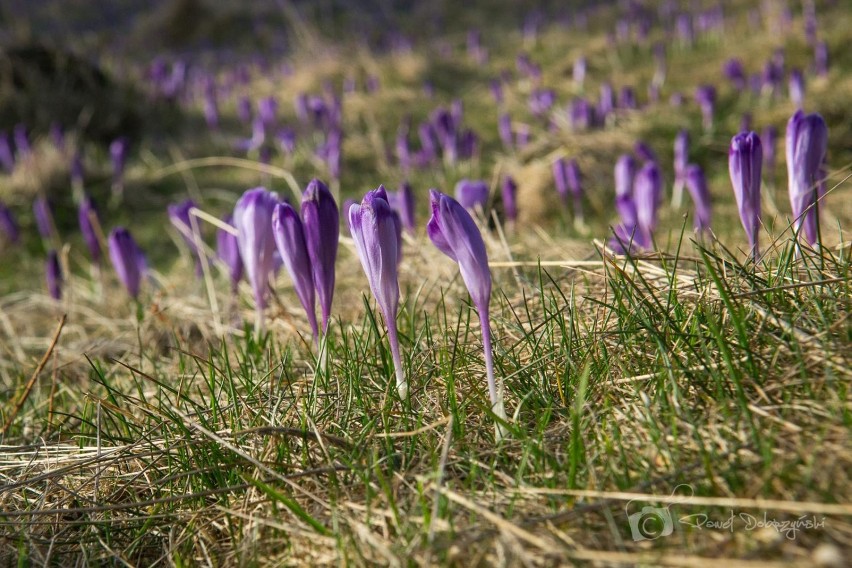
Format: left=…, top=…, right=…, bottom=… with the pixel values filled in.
left=573, top=56, right=586, bottom=89
left=394, top=182, right=416, bottom=234
left=33, top=196, right=56, bottom=241
left=349, top=187, right=406, bottom=396
left=788, top=69, right=805, bottom=109
left=552, top=158, right=570, bottom=205
left=723, top=58, right=746, bottom=90
left=168, top=199, right=202, bottom=272
left=615, top=154, right=636, bottom=198
left=273, top=202, right=319, bottom=342
left=257, top=96, right=278, bottom=129
left=237, top=96, right=253, bottom=124
left=634, top=161, right=663, bottom=243
left=233, top=187, right=279, bottom=325
left=566, top=159, right=584, bottom=223
left=786, top=111, right=828, bottom=246
left=0, top=201, right=19, bottom=245
left=427, top=189, right=506, bottom=438
left=301, top=179, right=339, bottom=333
left=78, top=194, right=102, bottom=263
left=672, top=129, right=690, bottom=207
left=498, top=113, right=513, bottom=150
left=454, top=179, right=489, bottom=212
left=46, top=250, right=62, bottom=300
left=695, top=85, right=716, bottom=131
left=814, top=41, right=828, bottom=77
left=598, top=83, right=615, bottom=120
left=729, top=131, right=763, bottom=259
left=216, top=214, right=242, bottom=293
left=108, top=227, right=146, bottom=299
left=684, top=164, right=711, bottom=233
left=763, top=126, right=778, bottom=172
left=634, top=141, right=658, bottom=164
left=501, top=176, right=518, bottom=223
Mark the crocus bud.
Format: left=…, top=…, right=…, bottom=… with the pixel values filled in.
left=552, top=158, right=570, bottom=205
left=634, top=161, right=663, bottom=243
left=427, top=189, right=506, bottom=437
left=498, top=113, right=513, bottom=150
left=566, top=159, right=584, bottom=222
left=273, top=202, right=319, bottom=341
left=79, top=194, right=102, bottom=263
left=814, top=41, right=828, bottom=77
left=301, top=179, right=339, bottom=333
left=598, top=83, right=615, bottom=120
left=788, top=69, right=805, bottom=109
left=0, top=201, right=19, bottom=245
left=33, top=196, right=56, bottom=241
left=46, top=250, right=62, bottom=300
left=108, top=227, right=146, bottom=299
left=393, top=182, right=416, bottom=234
left=615, top=154, right=636, bottom=198
left=763, top=126, right=778, bottom=172
left=684, top=164, right=711, bottom=233
left=672, top=129, right=690, bottom=207
left=694, top=85, right=716, bottom=131
left=168, top=199, right=202, bottom=273
left=233, top=187, right=279, bottom=318
left=454, top=179, right=489, bottom=212
left=786, top=111, right=828, bottom=246
left=237, top=96, right=253, bottom=124
left=349, top=187, right=406, bottom=397
left=573, top=56, right=586, bottom=89
left=501, top=176, right=518, bottom=223
left=216, top=214, right=242, bottom=293
left=634, top=141, right=658, bottom=164
left=729, top=131, right=763, bottom=259
left=257, top=96, right=278, bottom=129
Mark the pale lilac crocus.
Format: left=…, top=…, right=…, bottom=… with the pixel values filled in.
left=786, top=111, right=828, bottom=246
left=683, top=164, right=711, bottom=233
left=729, top=131, right=763, bottom=259
left=788, top=69, right=805, bottom=109
left=233, top=187, right=279, bottom=329
left=672, top=129, right=690, bottom=207
left=634, top=162, right=663, bottom=245
left=217, top=214, right=242, bottom=294
left=301, top=179, right=339, bottom=333
left=454, top=179, right=489, bottom=213
left=349, top=187, right=407, bottom=397
left=273, top=201, right=319, bottom=343
left=427, top=189, right=507, bottom=439
left=695, top=85, right=716, bottom=131
left=615, top=154, right=636, bottom=198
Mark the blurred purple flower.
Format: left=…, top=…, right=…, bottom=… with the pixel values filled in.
left=634, top=162, right=663, bottom=243
left=786, top=111, right=828, bottom=245
left=233, top=187, right=279, bottom=320
left=694, top=85, right=716, bottom=130
left=789, top=69, right=805, bottom=109
left=501, top=176, right=518, bottom=223
left=455, top=179, right=489, bottom=212
left=723, top=58, right=746, bottom=91
left=729, top=131, right=763, bottom=258
left=615, top=154, right=636, bottom=198
left=33, top=197, right=56, bottom=240
left=0, top=202, right=19, bottom=244
left=762, top=126, right=778, bottom=172
left=46, top=250, right=62, bottom=300
left=13, top=124, right=30, bottom=159
left=498, top=113, right=513, bottom=150
left=273, top=201, right=319, bottom=341
left=684, top=164, right=711, bottom=233
left=301, top=179, right=339, bottom=333
left=217, top=214, right=242, bottom=293
left=108, top=227, right=146, bottom=299
left=0, top=132, right=14, bottom=172
left=79, top=194, right=102, bottom=263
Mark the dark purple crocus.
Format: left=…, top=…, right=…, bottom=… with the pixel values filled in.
left=46, top=250, right=62, bottom=300
left=723, top=58, right=746, bottom=91
left=454, top=179, right=489, bottom=213
left=217, top=214, right=242, bottom=293
left=349, top=187, right=406, bottom=397
left=0, top=202, right=19, bottom=244
left=566, top=159, right=584, bottom=223
left=33, top=197, right=56, bottom=241
left=672, top=130, right=690, bottom=207
left=619, top=86, right=637, bottom=110
left=615, top=154, right=636, bottom=198
left=634, top=162, right=663, bottom=244
left=108, top=227, right=146, bottom=299
left=427, top=189, right=507, bottom=438
left=529, top=89, right=555, bottom=118
left=168, top=199, right=202, bottom=272
left=786, top=111, right=828, bottom=246
left=301, top=179, right=339, bottom=334
left=233, top=187, right=279, bottom=328
left=501, top=176, right=518, bottom=223
left=763, top=126, right=778, bottom=173
left=570, top=98, right=593, bottom=131
left=695, top=85, right=716, bottom=131
left=273, top=201, right=319, bottom=342
left=634, top=141, right=658, bottom=164
left=78, top=194, right=102, bottom=263
left=729, top=131, right=763, bottom=259
left=258, top=96, right=278, bottom=130
left=684, top=164, right=711, bottom=233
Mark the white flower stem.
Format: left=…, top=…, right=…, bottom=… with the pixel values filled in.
left=386, top=318, right=408, bottom=399
left=480, top=310, right=507, bottom=441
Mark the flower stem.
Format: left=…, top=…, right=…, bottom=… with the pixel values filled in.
left=386, top=318, right=408, bottom=399
left=480, top=310, right=507, bottom=440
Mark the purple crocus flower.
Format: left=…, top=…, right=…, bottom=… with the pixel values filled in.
left=695, top=85, right=716, bottom=131
left=634, top=141, right=658, bottom=164
left=217, top=214, right=242, bottom=293
left=273, top=201, right=319, bottom=342
left=0, top=202, right=19, bottom=244
left=573, top=56, right=587, bottom=89
left=566, top=159, right=584, bottom=222
left=237, top=96, right=253, bottom=124
left=393, top=182, right=416, bottom=234
left=684, top=164, right=711, bottom=233
left=723, top=58, right=746, bottom=91
left=619, top=86, right=637, bottom=110
left=349, top=187, right=406, bottom=397
left=598, top=83, right=615, bottom=121
left=553, top=158, right=570, bottom=206
left=427, top=189, right=507, bottom=438
left=33, top=197, right=56, bottom=241
left=168, top=199, right=202, bottom=272
left=455, top=179, right=489, bottom=213
left=108, top=227, right=146, bottom=299
left=46, top=250, right=62, bottom=300
left=490, top=79, right=504, bottom=105
left=729, top=131, right=763, bottom=259
left=301, top=179, right=339, bottom=333
left=570, top=98, right=593, bottom=131
left=672, top=130, right=690, bottom=207
left=501, top=176, right=518, bottom=223
left=786, top=111, right=828, bottom=246
left=258, top=96, right=278, bottom=129
left=634, top=162, right=663, bottom=244
left=515, top=124, right=530, bottom=149
left=498, top=113, right=513, bottom=150
left=814, top=41, right=828, bottom=77
left=233, top=187, right=279, bottom=326
left=615, top=154, right=636, bottom=198
left=763, top=126, right=778, bottom=173
left=204, top=89, right=219, bottom=130
left=788, top=69, right=805, bottom=109
left=78, top=194, right=102, bottom=263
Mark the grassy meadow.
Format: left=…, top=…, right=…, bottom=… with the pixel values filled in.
left=0, top=0, right=850, bottom=565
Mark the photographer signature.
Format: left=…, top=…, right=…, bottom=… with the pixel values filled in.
left=679, top=512, right=826, bottom=540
